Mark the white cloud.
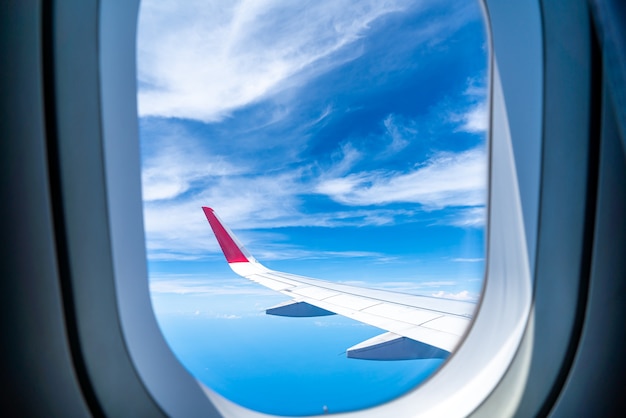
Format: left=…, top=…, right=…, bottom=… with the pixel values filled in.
left=315, top=146, right=486, bottom=208
left=138, top=128, right=430, bottom=259
left=452, top=257, right=484, bottom=263
left=450, top=77, right=488, bottom=133
left=253, top=247, right=393, bottom=262
left=417, top=280, right=458, bottom=287
left=136, top=2, right=489, bottom=261
left=142, top=170, right=307, bottom=259
left=150, top=278, right=274, bottom=296
left=215, top=314, right=243, bottom=320
left=151, top=274, right=481, bottom=306
left=462, top=76, right=487, bottom=97
left=142, top=140, right=241, bottom=202
left=324, top=142, right=362, bottom=177
left=456, top=101, right=488, bottom=133
left=141, top=172, right=420, bottom=260
left=143, top=198, right=413, bottom=261
left=445, top=206, right=486, bottom=227
left=137, top=0, right=406, bottom=122
left=430, top=290, right=479, bottom=301
left=141, top=137, right=486, bottom=260
left=382, top=114, right=413, bottom=154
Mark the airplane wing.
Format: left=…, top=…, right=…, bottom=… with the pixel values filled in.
left=203, top=207, right=476, bottom=360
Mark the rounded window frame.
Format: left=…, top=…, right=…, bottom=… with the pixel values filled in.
left=96, top=0, right=542, bottom=416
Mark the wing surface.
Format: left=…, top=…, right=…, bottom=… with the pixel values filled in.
left=203, top=207, right=476, bottom=360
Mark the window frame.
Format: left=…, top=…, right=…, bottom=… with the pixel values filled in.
left=53, top=0, right=569, bottom=416
left=100, top=0, right=539, bottom=416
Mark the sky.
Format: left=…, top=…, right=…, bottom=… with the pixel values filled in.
left=137, top=0, right=488, bottom=415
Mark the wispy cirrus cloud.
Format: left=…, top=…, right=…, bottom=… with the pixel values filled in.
left=443, top=206, right=486, bottom=227
left=143, top=193, right=414, bottom=261
left=142, top=138, right=242, bottom=202
left=142, top=170, right=307, bottom=259
left=137, top=0, right=406, bottom=122
left=315, top=146, right=486, bottom=208
left=138, top=0, right=489, bottom=262
left=381, top=114, right=414, bottom=155
left=140, top=124, right=486, bottom=260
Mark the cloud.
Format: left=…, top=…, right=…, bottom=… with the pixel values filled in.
left=456, top=102, right=488, bottom=133
left=137, top=2, right=489, bottom=262
left=444, top=206, right=486, bottom=227
left=430, top=290, right=479, bottom=301
left=138, top=124, right=429, bottom=260
left=142, top=185, right=417, bottom=260
left=449, top=77, right=488, bottom=133
left=140, top=126, right=486, bottom=259
left=325, top=142, right=363, bottom=177
left=315, top=146, right=486, bottom=208
left=142, top=171, right=305, bottom=259
left=381, top=114, right=413, bottom=155
left=253, top=247, right=394, bottom=262
left=143, top=205, right=412, bottom=261
left=142, top=137, right=242, bottom=202
left=137, top=0, right=406, bottom=122
left=139, top=118, right=487, bottom=260
left=218, top=314, right=243, bottom=319
left=417, top=281, right=458, bottom=286
left=149, top=277, right=274, bottom=296
left=452, top=257, right=484, bottom=263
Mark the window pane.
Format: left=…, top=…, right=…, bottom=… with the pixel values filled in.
left=137, top=0, right=489, bottom=415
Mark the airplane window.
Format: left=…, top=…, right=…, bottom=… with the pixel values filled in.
left=137, top=0, right=488, bottom=415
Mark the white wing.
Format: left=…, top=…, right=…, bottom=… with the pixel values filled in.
left=203, top=207, right=476, bottom=360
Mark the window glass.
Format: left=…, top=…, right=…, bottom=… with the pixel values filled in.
left=137, top=0, right=488, bottom=415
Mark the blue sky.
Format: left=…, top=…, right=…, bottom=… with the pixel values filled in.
left=138, top=0, right=488, bottom=415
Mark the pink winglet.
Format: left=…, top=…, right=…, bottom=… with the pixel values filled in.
left=202, top=207, right=250, bottom=263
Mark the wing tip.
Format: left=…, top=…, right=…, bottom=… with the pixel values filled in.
left=202, top=207, right=250, bottom=264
